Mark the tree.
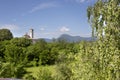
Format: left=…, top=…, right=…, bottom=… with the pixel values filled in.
left=0, top=38, right=32, bottom=78
left=0, top=29, right=13, bottom=41
left=87, top=0, right=120, bottom=38
left=85, top=0, right=120, bottom=79
left=3, top=44, right=27, bottom=78
left=10, top=38, right=32, bottom=47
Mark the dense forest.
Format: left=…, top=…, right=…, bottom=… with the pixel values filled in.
left=0, top=0, right=120, bottom=80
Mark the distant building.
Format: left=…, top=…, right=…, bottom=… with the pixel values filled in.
left=23, top=33, right=30, bottom=38
left=23, top=29, right=34, bottom=39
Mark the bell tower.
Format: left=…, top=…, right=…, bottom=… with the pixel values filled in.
left=29, top=29, right=34, bottom=39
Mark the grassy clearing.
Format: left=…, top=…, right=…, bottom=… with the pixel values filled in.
left=25, top=65, right=57, bottom=78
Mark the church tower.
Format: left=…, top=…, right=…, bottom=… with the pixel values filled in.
left=29, top=29, right=34, bottom=39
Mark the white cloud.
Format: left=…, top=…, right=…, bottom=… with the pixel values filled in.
left=29, top=2, right=57, bottom=13
left=60, top=26, right=70, bottom=32
left=40, top=28, right=45, bottom=31
left=0, top=24, right=19, bottom=31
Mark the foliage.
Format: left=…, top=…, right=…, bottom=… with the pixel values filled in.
left=87, top=0, right=120, bottom=39
left=2, top=43, right=28, bottom=78
left=25, top=66, right=57, bottom=80
left=36, top=68, right=53, bottom=80
left=4, top=44, right=27, bottom=64
left=23, top=74, right=36, bottom=80
left=10, top=38, right=32, bottom=47
left=56, top=63, right=73, bottom=80
left=26, top=39, right=62, bottom=66
left=0, top=62, right=26, bottom=78
left=0, top=29, right=13, bottom=41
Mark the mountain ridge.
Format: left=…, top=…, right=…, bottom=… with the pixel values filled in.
left=36, top=34, right=94, bottom=42
left=57, top=34, right=93, bottom=42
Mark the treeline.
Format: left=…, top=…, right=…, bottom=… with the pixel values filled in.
left=0, top=36, right=80, bottom=78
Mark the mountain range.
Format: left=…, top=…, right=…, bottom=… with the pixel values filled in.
left=57, top=34, right=94, bottom=42
left=38, top=34, right=94, bottom=42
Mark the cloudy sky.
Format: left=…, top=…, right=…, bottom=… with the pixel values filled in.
left=0, top=0, right=95, bottom=39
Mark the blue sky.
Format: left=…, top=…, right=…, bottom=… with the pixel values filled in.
left=0, top=0, right=95, bottom=39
